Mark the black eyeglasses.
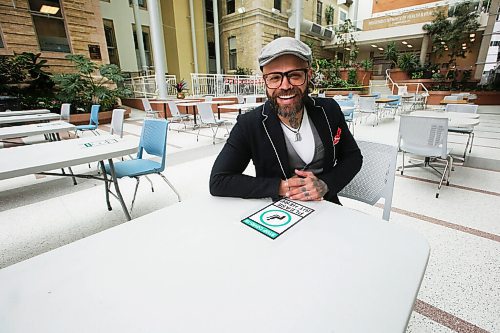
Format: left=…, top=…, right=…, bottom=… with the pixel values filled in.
left=262, top=68, right=309, bottom=89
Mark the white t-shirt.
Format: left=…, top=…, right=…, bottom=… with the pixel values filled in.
left=280, top=107, right=315, bottom=164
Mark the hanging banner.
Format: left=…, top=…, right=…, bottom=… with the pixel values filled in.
left=363, top=6, right=448, bottom=31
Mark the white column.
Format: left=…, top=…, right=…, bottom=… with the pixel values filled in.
left=189, top=0, right=199, bottom=73
left=146, top=0, right=168, bottom=99
left=420, top=35, right=429, bottom=66
left=294, top=0, right=302, bottom=40
left=213, top=0, right=221, bottom=74
left=132, top=0, right=148, bottom=72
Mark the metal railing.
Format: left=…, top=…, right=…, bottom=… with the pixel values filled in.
left=124, top=74, right=177, bottom=98
left=190, top=74, right=265, bottom=97
left=385, top=69, right=429, bottom=106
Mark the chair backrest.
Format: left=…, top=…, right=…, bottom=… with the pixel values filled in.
left=110, top=108, right=125, bottom=137
left=398, top=115, right=449, bottom=160
left=245, top=96, right=257, bottom=104
left=387, top=95, right=401, bottom=106
left=397, top=86, right=408, bottom=95
left=338, top=140, right=398, bottom=221
left=90, top=104, right=100, bottom=126
left=197, top=102, right=216, bottom=124
left=336, top=99, right=355, bottom=118
left=347, top=92, right=353, bottom=99
left=358, top=97, right=376, bottom=110
left=237, top=95, right=245, bottom=104
left=60, top=103, right=71, bottom=121
left=137, top=119, right=169, bottom=171
left=141, top=98, right=152, bottom=111
left=373, top=92, right=381, bottom=98
left=445, top=103, right=478, bottom=114
left=337, top=99, right=355, bottom=107
left=167, top=101, right=182, bottom=117
left=204, top=95, right=214, bottom=102
left=318, top=92, right=326, bottom=98
left=443, top=95, right=460, bottom=101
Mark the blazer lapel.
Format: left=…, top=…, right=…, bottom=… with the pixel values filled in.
left=261, top=101, right=292, bottom=178
left=304, top=97, right=335, bottom=169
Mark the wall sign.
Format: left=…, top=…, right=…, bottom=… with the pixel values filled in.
left=88, top=44, right=102, bottom=60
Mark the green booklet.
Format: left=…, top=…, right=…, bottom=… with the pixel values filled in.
left=241, top=198, right=314, bottom=239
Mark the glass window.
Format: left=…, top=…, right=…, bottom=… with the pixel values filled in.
left=133, top=24, right=153, bottom=68
left=28, top=0, right=70, bottom=53
left=228, top=36, right=237, bottom=70
left=206, top=0, right=214, bottom=24
left=0, top=28, right=4, bottom=48
left=103, top=19, right=120, bottom=66
left=273, top=0, right=281, bottom=11
left=316, top=1, right=323, bottom=25
left=128, top=0, right=146, bottom=9
left=227, top=0, right=235, bottom=14
left=339, top=10, right=347, bottom=23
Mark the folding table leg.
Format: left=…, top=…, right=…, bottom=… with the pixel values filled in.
left=99, top=161, right=112, bottom=211
left=107, top=159, right=132, bottom=221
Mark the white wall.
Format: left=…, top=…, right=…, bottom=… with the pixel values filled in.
left=100, top=1, right=152, bottom=72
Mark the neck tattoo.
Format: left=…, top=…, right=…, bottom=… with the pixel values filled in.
left=281, top=112, right=304, bottom=142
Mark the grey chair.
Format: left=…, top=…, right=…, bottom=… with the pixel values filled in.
left=445, top=103, right=478, bottom=159
left=338, top=140, right=398, bottom=221
left=141, top=98, right=160, bottom=118
left=196, top=102, right=230, bottom=144
left=398, top=115, right=453, bottom=198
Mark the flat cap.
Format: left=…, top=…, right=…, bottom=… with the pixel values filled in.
left=258, top=37, right=312, bottom=69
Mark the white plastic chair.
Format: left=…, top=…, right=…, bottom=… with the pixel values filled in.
left=110, top=109, right=125, bottom=138
left=204, top=95, right=214, bottom=102
left=398, top=115, right=453, bottom=198
left=60, top=103, right=71, bottom=121
left=443, top=95, right=461, bottom=102
left=318, top=92, right=326, bottom=98
left=445, top=103, right=478, bottom=159
left=338, top=140, right=397, bottom=221
left=167, top=101, right=190, bottom=130
left=245, top=96, right=257, bottom=104
left=196, top=102, right=230, bottom=144
left=397, top=86, right=408, bottom=95
left=358, top=97, right=378, bottom=126
left=141, top=98, right=160, bottom=118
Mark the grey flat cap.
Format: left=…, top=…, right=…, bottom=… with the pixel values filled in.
left=258, top=37, right=312, bottom=68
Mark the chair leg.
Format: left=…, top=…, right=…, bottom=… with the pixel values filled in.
left=130, top=177, right=140, bottom=213
left=436, top=158, right=449, bottom=198
left=469, top=132, right=474, bottom=153
left=144, top=175, right=154, bottom=192
left=159, top=173, right=181, bottom=202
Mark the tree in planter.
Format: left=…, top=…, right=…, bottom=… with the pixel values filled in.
left=334, top=19, right=359, bottom=67
left=359, top=59, right=373, bottom=86
left=397, top=53, right=419, bottom=77
left=52, top=54, right=131, bottom=113
left=384, top=41, right=399, bottom=69
left=423, top=3, right=480, bottom=74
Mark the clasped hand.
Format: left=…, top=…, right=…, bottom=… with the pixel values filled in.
left=278, top=169, right=328, bottom=201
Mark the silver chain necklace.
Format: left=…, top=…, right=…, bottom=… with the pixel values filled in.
left=280, top=113, right=304, bottom=142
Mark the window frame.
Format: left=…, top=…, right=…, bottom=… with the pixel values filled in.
left=132, top=24, right=153, bottom=68
left=339, top=8, right=348, bottom=24
left=103, top=18, right=120, bottom=67
left=273, top=0, right=281, bottom=12
left=226, top=0, right=235, bottom=15
left=316, top=1, right=323, bottom=25
left=228, top=36, right=237, bottom=70
left=129, top=0, right=147, bottom=9
left=28, top=0, right=71, bottom=53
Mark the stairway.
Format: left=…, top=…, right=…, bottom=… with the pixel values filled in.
left=369, top=79, right=393, bottom=96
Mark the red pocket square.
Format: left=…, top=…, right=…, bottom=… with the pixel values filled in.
left=333, top=127, right=342, bottom=145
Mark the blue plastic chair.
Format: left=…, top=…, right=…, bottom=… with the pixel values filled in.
left=383, top=95, right=401, bottom=116
left=336, top=99, right=355, bottom=134
left=104, top=119, right=181, bottom=213
left=75, top=104, right=100, bottom=136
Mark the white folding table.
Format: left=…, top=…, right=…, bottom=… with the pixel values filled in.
left=0, top=121, right=75, bottom=141
left=218, top=102, right=264, bottom=115
left=0, top=196, right=430, bottom=333
left=0, top=135, right=138, bottom=220
left=0, top=109, right=50, bottom=117
left=0, top=113, right=60, bottom=126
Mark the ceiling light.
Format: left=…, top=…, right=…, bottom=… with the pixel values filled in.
left=402, top=41, right=408, bottom=45
left=40, top=5, right=59, bottom=14
left=378, top=47, right=384, bottom=51
left=237, top=7, right=246, bottom=14
left=407, top=44, right=413, bottom=48
left=470, top=38, right=475, bottom=42
left=345, top=47, right=351, bottom=51
left=462, top=46, right=467, bottom=49
left=441, top=41, right=446, bottom=45
left=469, top=33, right=475, bottom=38
left=462, top=43, right=467, bottom=46
left=371, top=44, right=378, bottom=48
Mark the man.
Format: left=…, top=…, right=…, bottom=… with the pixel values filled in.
left=209, top=37, right=362, bottom=203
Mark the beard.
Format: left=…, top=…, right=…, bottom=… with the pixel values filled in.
left=267, top=86, right=308, bottom=128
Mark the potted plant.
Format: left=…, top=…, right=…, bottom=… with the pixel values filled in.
left=173, top=79, right=188, bottom=99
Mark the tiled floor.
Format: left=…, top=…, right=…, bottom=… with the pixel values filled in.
left=0, top=104, right=499, bottom=332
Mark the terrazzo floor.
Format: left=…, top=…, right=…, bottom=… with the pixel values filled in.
left=0, top=104, right=499, bottom=333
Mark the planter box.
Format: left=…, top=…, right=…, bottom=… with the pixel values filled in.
left=69, top=107, right=131, bottom=125
left=389, top=69, right=410, bottom=82
left=324, top=89, right=368, bottom=97
left=426, top=90, right=500, bottom=105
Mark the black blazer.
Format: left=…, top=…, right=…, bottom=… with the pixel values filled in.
left=209, top=96, right=363, bottom=204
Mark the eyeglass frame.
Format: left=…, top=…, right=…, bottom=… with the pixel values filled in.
left=262, top=68, right=310, bottom=89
